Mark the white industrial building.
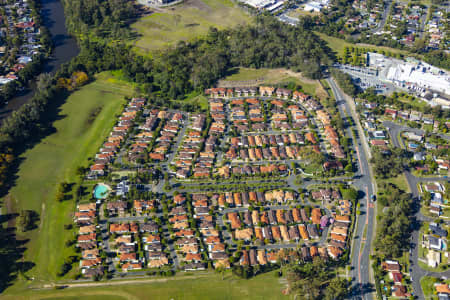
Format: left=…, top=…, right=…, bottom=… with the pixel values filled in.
left=432, top=96, right=450, bottom=108
left=239, top=0, right=284, bottom=10
left=367, top=52, right=450, bottom=97
left=386, top=63, right=450, bottom=95
left=303, top=0, right=329, bottom=12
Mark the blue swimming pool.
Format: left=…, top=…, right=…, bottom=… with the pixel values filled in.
left=93, top=184, right=110, bottom=199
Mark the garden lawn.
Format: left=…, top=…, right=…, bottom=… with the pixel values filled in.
left=421, top=276, right=450, bottom=299
left=131, top=0, right=252, bottom=53
left=2, top=271, right=288, bottom=300
left=4, top=72, right=132, bottom=291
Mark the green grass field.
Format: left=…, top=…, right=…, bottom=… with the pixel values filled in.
left=131, top=0, right=252, bottom=53
left=171, top=91, right=209, bottom=111
left=378, top=173, right=410, bottom=193
left=219, top=67, right=329, bottom=101
left=2, top=271, right=288, bottom=300
left=221, top=68, right=271, bottom=81
left=315, top=32, right=410, bottom=58
left=3, top=73, right=132, bottom=292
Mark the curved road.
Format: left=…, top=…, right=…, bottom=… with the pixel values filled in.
left=328, top=77, right=377, bottom=300
left=385, top=122, right=450, bottom=299
left=370, top=0, right=393, bottom=34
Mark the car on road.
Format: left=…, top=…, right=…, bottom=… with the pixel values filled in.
left=371, top=195, right=376, bottom=201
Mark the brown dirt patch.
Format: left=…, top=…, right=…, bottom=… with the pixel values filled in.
left=182, top=0, right=212, bottom=11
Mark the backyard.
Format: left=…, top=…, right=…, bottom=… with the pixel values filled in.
left=421, top=276, right=450, bottom=299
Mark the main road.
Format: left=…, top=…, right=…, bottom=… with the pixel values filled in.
left=328, top=77, right=377, bottom=300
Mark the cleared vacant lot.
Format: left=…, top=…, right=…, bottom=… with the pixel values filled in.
left=219, top=67, right=329, bottom=101
left=131, top=0, right=252, bottom=53
left=3, top=73, right=132, bottom=291
left=3, top=271, right=288, bottom=300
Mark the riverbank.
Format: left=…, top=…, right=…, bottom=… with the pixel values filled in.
left=0, top=0, right=79, bottom=120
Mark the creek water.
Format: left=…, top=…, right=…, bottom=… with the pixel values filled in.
left=0, top=0, right=79, bottom=120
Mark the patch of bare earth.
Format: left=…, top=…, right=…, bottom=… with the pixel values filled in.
left=271, top=69, right=317, bottom=84
left=316, top=82, right=329, bottom=101
left=218, top=79, right=265, bottom=88
left=180, top=0, right=212, bottom=12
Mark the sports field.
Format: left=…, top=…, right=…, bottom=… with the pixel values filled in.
left=131, top=0, right=252, bottom=53
left=3, top=73, right=132, bottom=291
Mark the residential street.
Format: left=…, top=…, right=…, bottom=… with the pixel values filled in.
left=386, top=122, right=450, bottom=299
left=78, top=79, right=450, bottom=293
left=383, top=120, right=450, bottom=143
left=371, top=0, right=393, bottom=33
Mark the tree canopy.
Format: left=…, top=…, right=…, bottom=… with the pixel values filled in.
left=375, top=183, right=414, bottom=259
left=287, top=258, right=349, bottom=299
left=370, top=147, right=408, bottom=179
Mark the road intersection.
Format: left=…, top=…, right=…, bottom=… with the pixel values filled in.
left=328, top=77, right=376, bottom=300
left=385, top=121, right=450, bottom=299
left=331, top=77, right=450, bottom=299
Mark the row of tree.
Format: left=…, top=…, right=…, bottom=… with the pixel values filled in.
left=330, top=68, right=358, bottom=96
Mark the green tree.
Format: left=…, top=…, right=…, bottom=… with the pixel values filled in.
left=324, top=278, right=349, bottom=300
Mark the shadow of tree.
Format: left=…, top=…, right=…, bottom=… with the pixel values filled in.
left=0, top=216, right=35, bottom=293
left=350, top=282, right=376, bottom=299
left=0, top=88, right=72, bottom=292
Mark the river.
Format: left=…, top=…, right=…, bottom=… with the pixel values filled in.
left=0, top=0, right=79, bottom=120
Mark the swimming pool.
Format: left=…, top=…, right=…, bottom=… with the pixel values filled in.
left=93, top=183, right=110, bottom=199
